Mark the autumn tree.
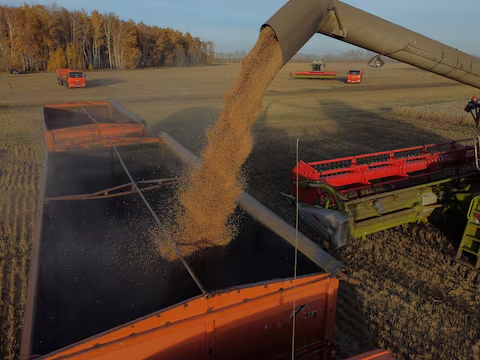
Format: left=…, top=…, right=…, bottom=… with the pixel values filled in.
left=46, top=47, right=66, bottom=70
left=3, top=6, right=22, bottom=69
left=66, top=42, right=80, bottom=68
left=0, top=4, right=215, bottom=72
left=90, top=10, right=104, bottom=68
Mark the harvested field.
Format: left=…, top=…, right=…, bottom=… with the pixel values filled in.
left=1, top=61, right=480, bottom=359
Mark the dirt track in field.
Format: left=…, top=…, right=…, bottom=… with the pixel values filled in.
left=1, top=62, right=479, bottom=359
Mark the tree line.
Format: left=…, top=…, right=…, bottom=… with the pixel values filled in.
left=0, top=3, right=216, bottom=72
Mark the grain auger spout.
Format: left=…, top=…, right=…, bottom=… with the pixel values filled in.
left=263, top=0, right=480, bottom=89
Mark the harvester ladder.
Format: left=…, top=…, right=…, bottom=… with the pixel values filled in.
left=475, top=135, right=480, bottom=171
left=457, top=195, right=480, bottom=269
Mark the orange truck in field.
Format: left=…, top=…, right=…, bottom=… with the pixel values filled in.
left=347, top=68, right=363, bottom=84
left=56, top=68, right=86, bottom=88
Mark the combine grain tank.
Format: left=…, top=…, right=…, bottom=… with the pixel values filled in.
left=20, top=100, right=392, bottom=359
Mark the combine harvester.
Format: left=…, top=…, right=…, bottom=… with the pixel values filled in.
left=289, top=60, right=337, bottom=80
left=19, top=0, right=480, bottom=359
left=286, top=129, right=480, bottom=268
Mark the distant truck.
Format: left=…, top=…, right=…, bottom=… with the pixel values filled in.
left=56, top=68, right=86, bottom=89
left=347, top=68, right=363, bottom=84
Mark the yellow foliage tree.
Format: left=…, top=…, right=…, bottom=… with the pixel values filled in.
left=66, top=43, right=81, bottom=69
left=0, top=4, right=215, bottom=72
left=46, top=47, right=66, bottom=71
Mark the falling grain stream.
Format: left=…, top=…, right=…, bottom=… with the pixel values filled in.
left=159, top=27, right=283, bottom=258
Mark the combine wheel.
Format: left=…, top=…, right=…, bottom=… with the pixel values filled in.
left=289, top=72, right=295, bottom=80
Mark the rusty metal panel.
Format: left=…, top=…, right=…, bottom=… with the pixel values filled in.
left=42, top=102, right=161, bottom=151
left=47, top=123, right=145, bottom=151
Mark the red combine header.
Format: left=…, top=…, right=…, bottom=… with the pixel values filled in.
left=293, top=139, right=475, bottom=198
left=56, top=68, right=87, bottom=89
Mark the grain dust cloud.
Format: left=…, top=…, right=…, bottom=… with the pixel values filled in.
left=158, top=26, right=283, bottom=259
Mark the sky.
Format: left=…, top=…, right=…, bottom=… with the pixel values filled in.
left=4, top=0, right=479, bottom=55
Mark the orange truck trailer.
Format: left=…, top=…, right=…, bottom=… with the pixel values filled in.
left=347, top=68, right=363, bottom=84
left=56, top=68, right=87, bottom=89
left=19, top=100, right=394, bottom=360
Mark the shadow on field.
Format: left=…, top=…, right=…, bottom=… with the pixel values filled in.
left=266, top=81, right=463, bottom=98
left=86, top=78, right=126, bottom=88
left=152, top=105, right=219, bottom=155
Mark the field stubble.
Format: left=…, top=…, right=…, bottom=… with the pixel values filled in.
left=0, top=63, right=479, bottom=359
left=0, top=105, right=42, bottom=359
